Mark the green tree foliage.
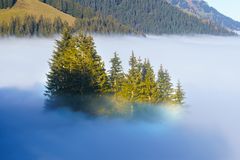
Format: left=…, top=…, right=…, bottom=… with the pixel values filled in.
left=46, top=30, right=103, bottom=97
left=109, top=52, right=125, bottom=96
left=157, top=65, right=174, bottom=104
left=119, top=52, right=142, bottom=103
left=45, top=30, right=109, bottom=110
left=46, top=29, right=81, bottom=98
left=80, top=35, right=109, bottom=94
left=0, top=0, right=137, bottom=36
left=0, top=15, right=69, bottom=36
left=46, top=31, right=185, bottom=112
left=75, top=0, right=232, bottom=35
left=1, top=0, right=233, bottom=36
left=41, top=0, right=138, bottom=34
left=172, top=81, right=185, bottom=105
left=139, top=59, right=158, bottom=103
left=41, top=0, right=96, bottom=19
left=75, top=15, right=137, bottom=34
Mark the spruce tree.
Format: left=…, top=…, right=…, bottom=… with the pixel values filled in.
left=157, top=65, right=173, bottom=104
left=45, top=30, right=110, bottom=110
left=45, top=29, right=79, bottom=99
left=172, top=81, right=185, bottom=105
left=139, top=59, right=158, bottom=103
left=23, top=15, right=37, bottom=36
left=109, top=52, right=124, bottom=96
left=81, top=34, right=109, bottom=94
left=53, top=17, right=64, bottom=33
left=44, top=29, right=185, bottom=112
left=120, top=52, right=142, bottom=102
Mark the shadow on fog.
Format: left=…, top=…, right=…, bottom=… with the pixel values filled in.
left=0, top=87, right=230, bottom=160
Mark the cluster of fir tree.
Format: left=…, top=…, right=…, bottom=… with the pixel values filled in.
left=0, top=0, right=138, bottom=36
left=41, top=0, right=139, bottom=35
left=0, top=15, right=68, bottom=37
left=75, top=0, right=233, bottom=35
left=0, top=0, right=233, bottom=36
left=45, top=29, right=184, bottom=115
left=0, top=15, right=137, bottom=37
left=110, top=52, right=184, bottom=106
left=74, top=15, right=138, bottom=35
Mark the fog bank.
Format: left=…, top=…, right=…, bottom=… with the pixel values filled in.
left=1, top=35, right=240, bottom=159
left=0, top=87, right=229, bottom=160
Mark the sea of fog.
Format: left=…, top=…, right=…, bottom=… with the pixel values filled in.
left=1, top=35, right=240, bottom=160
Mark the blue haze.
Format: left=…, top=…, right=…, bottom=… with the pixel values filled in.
left=1, top=35, right=240, bottom=159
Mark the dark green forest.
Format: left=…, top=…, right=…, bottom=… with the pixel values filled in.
left=74, top=15, right=137, bottom=34
left=0, top=14, right=137, bottom=36
left=73, top=0, right=232, bottom=35
left=0, top=0, right=138, bottom=36
left=41, top=0, right=138, bottom=34
left=45, top=29, right=184, bottom=115
left=0, top=16, right=69, bottom=36
left=0, top=0, right=234, bottom=36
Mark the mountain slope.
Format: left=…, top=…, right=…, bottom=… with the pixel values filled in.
left=0, top=0, right=139, bottom=36
left=0, top=0, right=235, bottom=36
left=72, top=0, right=233, bottom=35
left=167, top=0, right=240, bottom=31
left=40, top=0, right=139, bottom=34
left=0, top=0, right=75, bottom=25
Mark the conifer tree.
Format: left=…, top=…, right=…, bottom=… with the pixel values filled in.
left=53, top=17, right=64, bottom=33
left=45, top=29, right=78, bottom=98
left=55, top=27, right=72, bottom=52
left=120, top=52, right=142, bottom=102
left=81, top=34, right=109, bottom=94
left=23, top=15, right=37, bottom=36
left=157, top=65, right=174, bottom=104
left=45, top=30, right=110, bottom=110
left=172, top=81, right=185, bottom=105
left=109, top=52, right=124, bottom=96
left=44, top=29, right=185, bottom=112
left=139, top=59, right=158, bottom=103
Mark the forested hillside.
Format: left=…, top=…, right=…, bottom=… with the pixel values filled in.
left=0, top=0, right=138, bottom=36
left=41, top=0, right=138, bottom=34
left=0, top=0, right=235, bottom=36
left=0, top=0, right=76, bottom=36
left=73, top=0, right=232, bottom=35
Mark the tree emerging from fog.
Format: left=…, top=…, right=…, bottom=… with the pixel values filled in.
left=45, top=29, right=185, bottom=114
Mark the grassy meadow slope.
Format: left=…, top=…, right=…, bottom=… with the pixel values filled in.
left=0, top=0, right=75, bottom=25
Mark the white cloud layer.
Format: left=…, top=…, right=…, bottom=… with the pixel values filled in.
left=1, top=35, right=240, bottom=159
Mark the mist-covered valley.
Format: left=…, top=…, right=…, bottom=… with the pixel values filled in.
left=1, top=35, right=240, bottom=160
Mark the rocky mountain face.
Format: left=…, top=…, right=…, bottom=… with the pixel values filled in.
left=167, top=0, right=240, bottom=31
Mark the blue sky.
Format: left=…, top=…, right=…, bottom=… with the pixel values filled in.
left=205, top=0, right=240, bottom=21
